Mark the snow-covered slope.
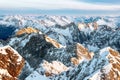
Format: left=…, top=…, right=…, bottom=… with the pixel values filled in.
left=48, top=47, right=120, bottom=80
left=87, top=47, right=120, bottom=80
left=0, top=15, right=120, bottom=80
left=84, top=25, right=120, bottom=52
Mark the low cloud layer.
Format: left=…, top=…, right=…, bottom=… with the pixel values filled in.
left=0, top=0, right=119, bottom=15
left=0, top=0, right=120, bottom=10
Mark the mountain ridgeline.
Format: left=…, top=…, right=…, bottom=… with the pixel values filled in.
left=0, top=15, right=120, bottom=80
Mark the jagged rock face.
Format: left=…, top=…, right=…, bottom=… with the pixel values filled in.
left=44, top=44, right=76, bottom=66
left=77, top=23, right=93, bottom=43
left=84, top=25, right=120, bottom=51
left=25, top=60, right=69, bottom=80
left=89, top=48, right=120, bottom=80
left=78, top=22, right=95, bottom=32
left=76, top=43, right=94, bottom=60
left=45, top=35, right=64, bottom=48
left=0, top=46, right=24, bottom=80
left=93, top=22, right=98, bottom=30
left=4, top=33, right=57, bottom=79
left=19, top=34, right=54, bottom=68
left=51, top=47, right=120, bottom=80
left=6, top=32, right=66, bottom=79
left=71, top=43, right=94, bottom=65
left=16, top=27, right=39, bottom=36
left=45, top=23, right=81, bottom=45
left=44, top=43, right=94, bottom=66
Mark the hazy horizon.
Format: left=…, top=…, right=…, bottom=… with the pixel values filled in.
left=0, top=0, right=120, bottom=15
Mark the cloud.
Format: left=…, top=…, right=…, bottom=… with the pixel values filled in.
left=0, top=0, right=120, bottom=11
left=80, top=0, right=120, bottom=4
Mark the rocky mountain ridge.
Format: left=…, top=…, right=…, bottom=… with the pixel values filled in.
left=0, top=46, right=24, bottom=80
left=0, top=15, right=120, bottom=80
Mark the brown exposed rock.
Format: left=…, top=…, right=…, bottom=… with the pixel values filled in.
left=0, top=46, right=24, bottom=80
left=78, top=22, right=98, bottom=31
left=109, top=49, right=119, bottom=56
left=90, top=48, right=120, bottom=80
left=76, top=43, right=93, bottom=60
left=16, top=27, right=39, bottom=36
left=93, top=22, right=98, bottom=30
left=45, top=72, right=53, bottom=77
left=70, top=57, right=82, bottom=66
left=71, top=43, right=94, bottom=66
left=45, top=35, right=64, bottom=48
left=106, top=48, right=120, bottom=79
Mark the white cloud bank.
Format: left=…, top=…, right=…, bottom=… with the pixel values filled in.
left=0, top=0, right=120, bottom=11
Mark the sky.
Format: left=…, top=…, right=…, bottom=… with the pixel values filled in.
left=0, top=0, right=120, bottom=15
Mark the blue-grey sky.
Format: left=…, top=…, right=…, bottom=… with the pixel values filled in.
left=0, top=0, right=120, bottom=15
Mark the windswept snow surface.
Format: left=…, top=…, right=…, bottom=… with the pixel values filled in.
left=25, top=71, right=49, bottom=80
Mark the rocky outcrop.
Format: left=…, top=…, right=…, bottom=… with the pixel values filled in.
left=25, top=60, right=69, bottom=80
left=84, top=26, right=120, bottom=52
left=45, top=35, right=64, bottom=48
left=11, top=33, right=52, bottom=79
left=76, top=43, right=94, bottom=60
left=51, top=47, right=120, bottom=80
left=8, top=32, right=62, bottom=67
left=42, top=61, right=69, bottom=76
left=88, top=47, right=120, bottom=80
left=78, top=22, right=97, bottom=32
left=71, top=43, right=94, bottom=65
left=16, top=27, right=63, bottom=49
left=16, top=27, right=39, bottom=36
left=19, top=34, right=54, bottom=68
left=44, top=43, right=94, bottom=66
left=93, top=22, right=98, bottom=30
left=44, top=43, right=77, bottom=66
left=8, top=33, right=66, bottom=79
left=45, top=22, right=81, bottom=45
left=0, top=45, right=24, bottom=80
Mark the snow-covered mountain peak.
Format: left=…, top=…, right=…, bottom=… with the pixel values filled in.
left=16, top=27, right=39, bottom=36
left=0, top=45, right=24, bottom=80
left=88, top=47, right=120, bottom=80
